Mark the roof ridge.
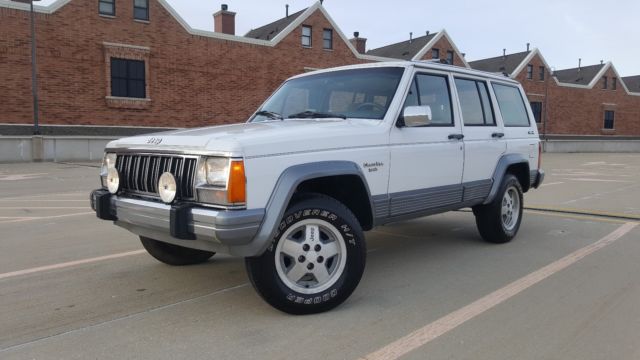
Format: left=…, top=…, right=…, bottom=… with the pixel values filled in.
left=244, top=7, right=308, bottom=39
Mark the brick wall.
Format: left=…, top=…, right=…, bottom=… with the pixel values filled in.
left=516, top=53, right=640, bottom=136
left=0, top=1, right=367, bottom=128
left=418, top=35, right=466, bottom=67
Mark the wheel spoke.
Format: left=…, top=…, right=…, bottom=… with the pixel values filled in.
left=286, top=263, right=308, bottom=283
left=319, top=240, right=339, bottom=259
left=281, top=238, right=302, bottom=257
left=313, top=264, right=331, bottom=284
left=305, top=224, right=320, bottom=243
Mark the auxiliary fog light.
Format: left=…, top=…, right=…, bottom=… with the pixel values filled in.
left=106, top=168, right=121, bottom=194
left=158, top=172, right=177, bottom=204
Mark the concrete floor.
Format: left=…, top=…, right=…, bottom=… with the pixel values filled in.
left=0, top=154, right=639, bottom=359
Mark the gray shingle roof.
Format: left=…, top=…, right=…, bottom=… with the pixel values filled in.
left=468, top=51, right=530, bottom=75
left=553, top=64, right=605, bottom=86
left=244, top=8, right=307, bottom=40
left=622, top=76, right=640, bottom=92
left=366, top=33, right=437, bottom=60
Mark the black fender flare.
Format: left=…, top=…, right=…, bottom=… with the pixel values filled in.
left=230, top=161, right=373, bottom=257
left=483, top=154, right=530, bottom=205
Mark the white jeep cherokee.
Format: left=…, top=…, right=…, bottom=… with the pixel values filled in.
left=91, top=61, right=544, bottom=314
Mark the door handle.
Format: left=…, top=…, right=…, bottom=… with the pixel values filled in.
left=491, top=132, right=505, bottom=138
left=448, top=134, right=464, bottom=140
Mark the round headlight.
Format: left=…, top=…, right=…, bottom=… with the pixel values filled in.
left=106, top=168, right=120, bottom=194
left=158, top=172, right=177, bottom=203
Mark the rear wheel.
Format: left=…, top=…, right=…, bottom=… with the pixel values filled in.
left=245, top=193, right=366, bottom=315
left=140, top=237, right=215, bottom=265
left=473, top=174, right=523, bottom=243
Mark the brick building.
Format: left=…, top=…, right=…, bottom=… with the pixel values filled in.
left=1, top=0, right=639, bottom=137
left=0, top=0, right=379, bottom=129
left=469, top=48, right=640, bottom=136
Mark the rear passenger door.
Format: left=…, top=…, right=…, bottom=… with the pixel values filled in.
left=490, top=83, right=539, bottom=172
left=454, top=78, right=506, bottom=196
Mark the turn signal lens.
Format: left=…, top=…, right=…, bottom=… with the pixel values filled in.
left=227, top=160, right=246, bottom=204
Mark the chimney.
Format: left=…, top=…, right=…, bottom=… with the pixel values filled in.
left=286, top=4, right=289, bottom=17
left=409, top=32, right=413, bottom=43
left=503, top=48, right=506, bottom=58
left=526, top=43, right=530, bottom=52
left=426, top=30, right=430, bottom=36
left=349, top=31, right=367, bottom=54
left=578, top=58, right=582, bottom=71
left=213, top=4, right=236, bottom=35
left=600, top=60, right=604, bottom=65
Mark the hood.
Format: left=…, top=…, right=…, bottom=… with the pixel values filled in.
left=107, top=119, right=387, bottom=157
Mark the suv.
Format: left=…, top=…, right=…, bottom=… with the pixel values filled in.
left=91, top=61, right=544, bottom=314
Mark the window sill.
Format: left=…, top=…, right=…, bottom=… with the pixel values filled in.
left=134, top=19, right=150, bottom=24
left=99, top=14, right=116, bottom=19
left=106, top=96, right=151, bottom=109
left=323, top=48, right=334, bottom=52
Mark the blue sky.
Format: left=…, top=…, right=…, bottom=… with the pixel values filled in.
left=35, top=0, right=640, bottom=76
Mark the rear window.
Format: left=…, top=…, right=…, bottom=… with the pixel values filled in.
left=492, top=83, right=530, bottom=127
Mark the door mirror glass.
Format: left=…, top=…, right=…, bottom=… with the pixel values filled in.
left=403, top=105, right=432, bottom=127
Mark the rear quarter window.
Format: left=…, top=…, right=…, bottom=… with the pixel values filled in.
left=491, top=83, right=530, bottom=127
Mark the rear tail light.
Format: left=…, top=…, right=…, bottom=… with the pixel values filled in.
left=538, top=142, right=542, bottom=169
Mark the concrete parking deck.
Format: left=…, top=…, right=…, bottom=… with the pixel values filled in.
left=0, top=153, right=639, bottom=359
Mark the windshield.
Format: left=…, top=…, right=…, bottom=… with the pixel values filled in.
left=250, top=67, right=405, bottom=122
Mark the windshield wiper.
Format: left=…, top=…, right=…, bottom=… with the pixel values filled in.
left=288, top=111, right=347, bottom=120
left=254, top=110, right=283, bottom=120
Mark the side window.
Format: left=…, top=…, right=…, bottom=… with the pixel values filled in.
left=492, top=83, right=530, bottom=127
left=414, top=74, right=453, bottom=126
left=454, top=78, right=495, bottom=126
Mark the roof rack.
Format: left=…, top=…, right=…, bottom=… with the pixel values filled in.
left=413, top=59, right=453, bottom=65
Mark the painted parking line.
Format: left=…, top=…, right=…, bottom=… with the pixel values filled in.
left=540, top=181, right=564, bottom=187
left=0, top=212, right=94, bottom=224
left=0, top=207, right=89, bottom=210
left=360, top=222, right=638, bottom=360
left=0, top=250, right=147, bottom=281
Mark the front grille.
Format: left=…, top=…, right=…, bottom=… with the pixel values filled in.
left=115, top=154, right=198, bottom=200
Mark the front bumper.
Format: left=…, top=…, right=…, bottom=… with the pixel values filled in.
left=90, top=189, right=265, bottom=252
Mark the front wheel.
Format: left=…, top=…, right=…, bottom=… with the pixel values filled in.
left=245, top=193, right=366, bottom=315
left=473, top=174, right=524, bottom=243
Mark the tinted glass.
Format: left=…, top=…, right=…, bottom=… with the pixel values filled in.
left=111, top=78, right=127, bottom=97
left=478, top=81, right=495, bottom=125
left=530, top=101, right=542, bottom=123
left=111, top=59, right=127, bottom=78
left=99, top=1, right=114, bottom=15
left=253, top=67, right=405, bottom=121
left=604, top=110, right=615, bottom=129
left=128, top=60, right=145, bottom=80
left=415, top=74, right=453, bottom=125
left=134, top=7, right=148, bottom=20
left=455, top=79, right=484, bottom=125
left=492, top=84, right=530, bottom=126
left=323, top=29, right=332, bottom=49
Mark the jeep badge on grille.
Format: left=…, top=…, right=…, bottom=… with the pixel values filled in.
left=146, top=137, right=163, bottom=145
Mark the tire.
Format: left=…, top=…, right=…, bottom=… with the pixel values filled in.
left=140, top=237, right=215, bottom=266
left=245, top=193, right=366, bottom=315
left=473, top=174, right=524, bottom=244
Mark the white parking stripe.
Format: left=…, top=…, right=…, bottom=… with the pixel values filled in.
left=0, top=207, right=89, bottom=210
left=0, top=212, right=94, bottom=224
left=0, top=250, right=146, bottom=280
left=360, top=222, right=638, bottom=360
left=541, top=181, right=564, bottom=187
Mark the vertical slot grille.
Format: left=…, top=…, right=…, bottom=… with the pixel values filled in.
left=115, top=154, right=197, bottom=200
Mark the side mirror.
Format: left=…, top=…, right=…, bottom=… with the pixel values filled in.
left=402, top=105, right=432, bottom=127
